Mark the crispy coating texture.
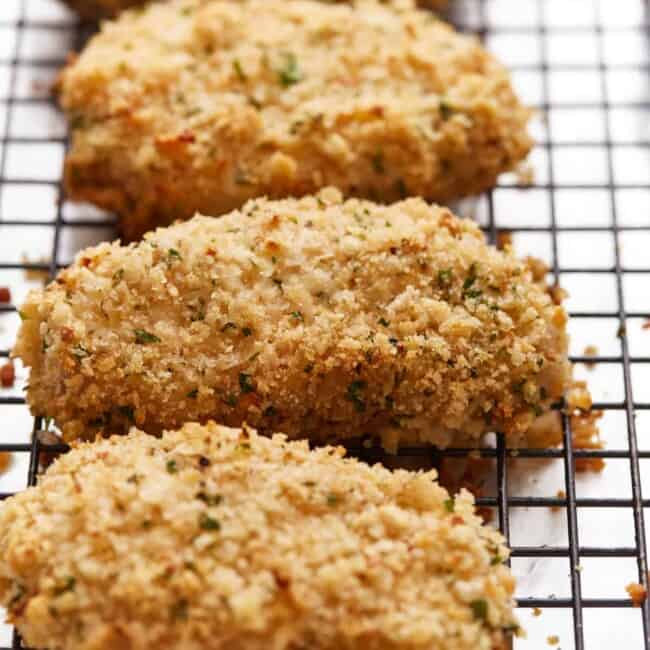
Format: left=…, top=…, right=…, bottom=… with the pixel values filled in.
left=14, top=191, right=570, bottom=447
left=61, top=0, right=448, bottom=22
left=0, top=422, right=519, bottom=650
left=59, top=0, right=531, bottom=240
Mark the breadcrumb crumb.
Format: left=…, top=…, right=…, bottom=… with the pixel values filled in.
left=626, top=582, right=648, bottom=607
left=0, top=362, right=15, bottom=388
left=582, top=344, right=598, bottom=370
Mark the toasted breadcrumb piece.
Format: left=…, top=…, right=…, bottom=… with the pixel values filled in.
left=0, top=422, right=519, bottom=650
left=0, top=362, right=15, bottom=388
left=59, top=0, right=531, bottom=239
left=582, top=344, right=598, bottom=370
left=14, top=191, right=570, bottom=447
left=0, top=287, right=10, bottom=304
left=626, top=583, right=648, bottom=607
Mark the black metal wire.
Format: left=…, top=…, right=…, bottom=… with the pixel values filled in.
left=0, top=1, right=649, bottom=648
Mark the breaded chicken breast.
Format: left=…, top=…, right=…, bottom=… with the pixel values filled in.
left=14, top=190, right=570, bottom=447
left=59, top=0, right=531, bottom=240
left=0, top=422, right=519, bottom=650
left=62, top=0, right=447, bottom=22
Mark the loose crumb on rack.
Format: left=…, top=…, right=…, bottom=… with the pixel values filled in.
left=0, top=362, right=15, bottom=388
left=547, top=635, right=560, bottom=646
left=582, top=344, right=599, bottom=370
left=0, top=452, right=11, bottom=475
left=20, top=254, right=50, bottom=284
left=0, top=287, right=10, bottom=304
left=548, top=283, right=568, bottom=306
left=532, top=607, right=542, bottom=617
left=516, top=161, right=535, bottom=186
left=496, top=231, right=513, bottom=251
left=567, top=381, right=592, bottom=412
left=642, top=320, right=650, bottom=331
left=626, top=582, right=648, bottom=607
left=551, top=489, right=566, bottom=512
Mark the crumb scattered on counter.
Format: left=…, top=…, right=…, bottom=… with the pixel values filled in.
left=626, top=582, right=648, bottom=607
left=547, top=635, right=559, bottom=646
left=582, top=344, right=598, bottom=370
left=0, top=362, right=15, bottom=388
left=0, top=287, right=10, bottom=304
left=642, top=320, right=650, bottom=331
left=496, top=231, right=513, bottom=251
left=532, top=607, right=542, bottom=617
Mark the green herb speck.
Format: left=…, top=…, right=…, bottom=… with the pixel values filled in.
left=239, top=372, right=255, bottom=394
left=470, top=599, right=488, bottom=621
left=199, top=513, right=221, bottom=531
left=278, top=53, right=303, bottom=87
left=134, top=329, right=160, bottom=344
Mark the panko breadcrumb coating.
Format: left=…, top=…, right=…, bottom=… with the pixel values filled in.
left=59, top=0, right=531, bottom=240
left=0, top=422, right=519, bottom=650
left=62, top=0, right=448, bottom=22
left=14, top=190, right=570, bottom=447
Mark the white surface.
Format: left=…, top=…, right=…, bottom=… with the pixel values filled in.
left=0, top=0, right=649, bottom=648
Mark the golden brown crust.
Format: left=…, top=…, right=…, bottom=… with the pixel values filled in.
left=14, top=191, right=570, bottom=447
left=0, top=422, right=519, bottom=650
left=59, top=0, right=530, bottom=240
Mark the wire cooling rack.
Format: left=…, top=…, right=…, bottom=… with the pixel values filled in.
left=1, top=0, right=650, bottom=648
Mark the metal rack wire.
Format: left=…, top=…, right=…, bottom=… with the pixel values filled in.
left=0, top=0, right=649, bottom=648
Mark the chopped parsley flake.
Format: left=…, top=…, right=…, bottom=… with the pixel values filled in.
left=134, top=329, right=160, bottom=344
left=290, top=311, right=304, bottom=322
left=186, top=388, right=199, bottom=399
left=232, top=59, right=247, bottom=81
left=438, top=269, right=453, bottom=287
left=54, top=576, right=76, bottom=596
left=239, top=372, right=255, bottom=393
left=326, top=493, right=340, bottom=506
left=346, top=380, right=367, bottom=413
left=166, top=459, right=178, bottom=474
left=278, top=53, right=303, bottom=87
left=470, top=599, right=488, bottom=621
left=444, top=498, right=455, bottom=513
left=242, top=326, right=253, bottom=337
left=196, top=492, right=222, bottom=506
left=167, top=248, right=182, bottom=261
left=439, top=99, right=453, bottom=120
left=378, top=317, right=390, bottom=327
left=199, top=513, right=221, bottom=531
